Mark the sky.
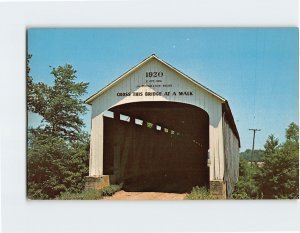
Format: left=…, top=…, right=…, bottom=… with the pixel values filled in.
left=27, top=28, right=298, bottom=152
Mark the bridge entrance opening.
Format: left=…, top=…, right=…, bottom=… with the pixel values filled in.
left=103, top=101, right=209, bottom=193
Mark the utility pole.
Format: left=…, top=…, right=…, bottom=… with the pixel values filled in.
left=249, top=128, right=261, bottom=167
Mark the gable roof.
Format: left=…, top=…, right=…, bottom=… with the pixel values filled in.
left=85, top=54, right=240, bottom=146
left=85, top=54, right=226, bottom=104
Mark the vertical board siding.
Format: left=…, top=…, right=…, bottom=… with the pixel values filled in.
left=89, top=59, right=226, bottom=181
left=89, top=113, right=104, bottom=177
left=223, top=115, right=240, bottom=196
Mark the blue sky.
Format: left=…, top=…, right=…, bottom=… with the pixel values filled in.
left=27, top=28, right=298, bottom=151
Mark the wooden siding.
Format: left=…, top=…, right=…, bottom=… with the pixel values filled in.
left=223, top=114, right=240, bottom=196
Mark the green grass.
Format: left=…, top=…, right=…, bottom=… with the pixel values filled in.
left=100, top=184, right=122, bottom=196
left=185, top=186, right=217, bottom=200
left=58, top=188, right=103, bottom=200
left=57, top=184, right=123, bottom=200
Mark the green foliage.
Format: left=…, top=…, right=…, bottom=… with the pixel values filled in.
left=258, top=124, right=299, bottom=199
left=232, top=176, right=260, bottom=199
left=263, top=134, right=279, bottom=155
left=231, top=158, right=260, bottom=199
left=27, top=54, right=35, bottom=111
left=286, top=122, right=299, bottom=144
left=240, top=149, right=264, bottom=162
left=57, top=184, right=123, bottom=200
left=185, top=186, right=216, bottom=200
left=27, top=56, right=88, bottom=141
left=58, top=189, right=102, bottom=200
left=231, top=190, right=250, bottom=200
left=27, top=131, right=89, bottom=199
left=27, top=54, right=90, bottom=199
left=100, top=184, right=123, bottom=196
left=234, top=123, right=299, bottom=200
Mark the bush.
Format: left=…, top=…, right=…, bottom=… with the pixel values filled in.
left=100, top=184, right=122, bottom=196
left=231, top=191, right=250, bottom=200
left=185, top=186, right=216, bottom=200
left=231, top=158, right=261, bottom=199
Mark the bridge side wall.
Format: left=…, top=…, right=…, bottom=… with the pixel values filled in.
left=222, top=115, right=240, bottom=197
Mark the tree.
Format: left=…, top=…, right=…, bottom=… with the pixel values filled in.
left=28, top=57, right=88, bottom=141
left=27, top=130, right=89, bottom=199
left=27, top=54, right=90, bottom=199
left=234, top=123, right=299, bottom=200
left=258, top=124, right=299, bottom=199
left=263, top=134, right=279, bottom=155
left=27, top=53, right=35, bottom=111
left=27, top=54, right=48, bottom=114
left=286, top=122, right=299, bottom=144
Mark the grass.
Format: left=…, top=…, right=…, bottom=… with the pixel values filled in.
left=185, top=186, right=217, bottom=200
left=100, top=184, right=123, bottom=196
left=58, top=188, right=103, bottom=200
left=57, top=184, right=123, bottom=200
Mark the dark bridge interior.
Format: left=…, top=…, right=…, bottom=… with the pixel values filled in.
left=103, top=101, right=209, bottom=193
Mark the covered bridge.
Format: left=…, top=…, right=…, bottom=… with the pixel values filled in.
left=85, top=54, right=240, bottom=198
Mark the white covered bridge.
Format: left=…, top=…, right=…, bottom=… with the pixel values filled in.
left=85, top=54, right=240, bottom=198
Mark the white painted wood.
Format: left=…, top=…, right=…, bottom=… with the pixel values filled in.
left=89, top=113, right=104, bottom=177
left=86, top=55, right=226, bottom=104
left=88, top=56, right=234, bottom=182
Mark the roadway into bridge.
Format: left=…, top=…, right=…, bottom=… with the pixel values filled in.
left=103, top=191, right=186, bottom=200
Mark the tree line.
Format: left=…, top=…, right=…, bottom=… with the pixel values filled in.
left=233, top=122, right=299, bottom=199
left=240, top=149, right=264, bottom=162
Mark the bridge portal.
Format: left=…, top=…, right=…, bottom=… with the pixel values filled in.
left=85, top=54, right=240, bottom=198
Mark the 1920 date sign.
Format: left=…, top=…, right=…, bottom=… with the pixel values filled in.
left=146, top=71, right=163, bottom=77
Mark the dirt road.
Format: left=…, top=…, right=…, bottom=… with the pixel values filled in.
left=103, top=190, right=187, bottom=200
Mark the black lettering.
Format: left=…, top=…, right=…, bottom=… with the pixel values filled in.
left=133, top=92, right=143, bottom=96
left=178, top=91, right=193, bottom=96
left=117, top=92, right=131, bottom=96
left=145, top=92, right=161, bottom=96
left=146, top=71, right=164, bottom=78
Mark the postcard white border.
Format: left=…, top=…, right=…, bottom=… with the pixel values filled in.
left=0, top=1, right=299, bottom=232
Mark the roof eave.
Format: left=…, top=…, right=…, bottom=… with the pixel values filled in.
left=85, top=54, right=157, bottom=105
left=222, top=101, right=241, bottom=147
left=153, top=55, right=226, bottom=102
